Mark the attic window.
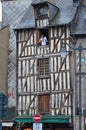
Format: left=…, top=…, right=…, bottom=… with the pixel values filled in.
left=37, top=6, right=48, bottom=18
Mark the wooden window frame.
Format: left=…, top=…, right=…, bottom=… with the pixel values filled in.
left=37, top=29, right=49, bottom=46
left=37, top=58, right=50, bottom=78
left=37, top=5, right=48, bottom=19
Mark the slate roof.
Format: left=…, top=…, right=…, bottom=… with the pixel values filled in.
left=15, top=0, right=77, bottom=29
left=71, top=5, right=86, bottom=35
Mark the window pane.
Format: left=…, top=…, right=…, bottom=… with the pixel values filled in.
left=38, top=58, right=49, bottom=77
left=37, top=6, right=48, bottom=18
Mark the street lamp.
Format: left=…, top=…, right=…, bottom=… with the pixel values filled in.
left=60, top=42, right=86, bottom=130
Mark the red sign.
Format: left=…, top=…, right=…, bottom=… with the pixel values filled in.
left=33, top=114, right=41, bottom=123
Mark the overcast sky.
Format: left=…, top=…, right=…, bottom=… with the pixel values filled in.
left=0, top=1, right=2, bottom=22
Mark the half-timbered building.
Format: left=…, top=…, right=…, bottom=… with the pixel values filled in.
left=15, top=0, right=77, bottom=130
left=1, top=0, right=86, bottom=130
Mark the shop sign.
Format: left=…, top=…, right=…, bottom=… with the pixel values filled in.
left=33, top=123, right=42, bottom=130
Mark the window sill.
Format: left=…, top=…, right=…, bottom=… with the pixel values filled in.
left=37, top=45, right=49, bottom=48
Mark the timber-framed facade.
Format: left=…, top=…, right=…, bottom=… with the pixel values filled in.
left=15, top=0, right=76, bottom=130
left=16, top=25, right=73, bottom=116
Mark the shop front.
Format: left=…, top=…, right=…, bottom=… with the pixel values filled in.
left=15, top=115, right=72, bottom=130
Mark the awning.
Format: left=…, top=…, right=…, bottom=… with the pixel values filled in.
left=2, top=122, right=14, bottom=127
left=15, top=115, right=71, bottom=123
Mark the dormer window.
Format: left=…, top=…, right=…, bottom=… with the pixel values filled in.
left=32, top=1, right=59, bottom=27
left=37, top=5, right=48, bottom=18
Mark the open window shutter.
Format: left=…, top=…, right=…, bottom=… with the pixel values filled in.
left=38, top=94, right=50, bottom=113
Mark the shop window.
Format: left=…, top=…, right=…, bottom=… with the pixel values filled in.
left=37, top=5, right=48, bottom=18
left=37, top=58, right=49, bottom=78
left=37, top=29, right=49, bottom=46
left=38, top=94, right=50, bottom=113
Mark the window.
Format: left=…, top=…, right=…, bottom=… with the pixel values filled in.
left=37, top=5, right=48, bottom=18
left=37, top=58, right=49, bottom=78
left=38, top=94, right=50, bottom=113
left=37, top=29, right=49, bottom=46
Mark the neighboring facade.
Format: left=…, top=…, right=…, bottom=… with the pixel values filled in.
left=0, top=25, right=9, bottom=130
left=0, top=26, right=9, bottom=95
left=1, top=0, right=33, bottom=107
left=71, top=0, right=86, bottom=129
left=1, top=0, right=32, bottom=129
